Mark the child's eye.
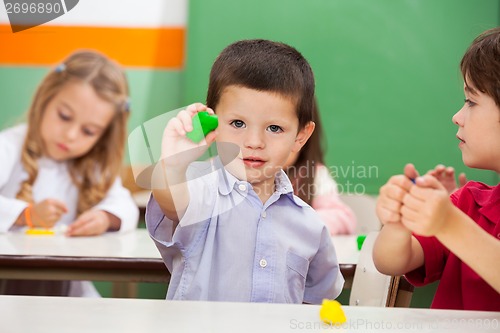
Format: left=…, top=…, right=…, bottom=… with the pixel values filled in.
left=230, top=120, right=246, bottom=128
left=58, top=111, right=71, bottom=121
left=267, top=125, right=283, bottom=133
left=82, top=128, right=97, bottom=136
left=464, top=99, right=476, bottom=107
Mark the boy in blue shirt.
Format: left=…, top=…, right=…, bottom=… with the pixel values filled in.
left=146, top=39, right=344, bottom=303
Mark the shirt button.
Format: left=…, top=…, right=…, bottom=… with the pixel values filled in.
left=261, top=211, right=267, bottom=218
left=238, top=184, right=247, bottom=191
left=259, top=259, right=267, bottom=268
left=497, top=233, right=500, bottom=239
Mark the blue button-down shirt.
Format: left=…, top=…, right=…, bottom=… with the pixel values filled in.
left=146, top=159, right=344, bottom=304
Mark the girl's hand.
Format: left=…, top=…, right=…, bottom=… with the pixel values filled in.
left=31, top=199, right=68, bottom=228
left=161, top=103, right=217, bottom=169
left=400, top=175, right=455, bottom=237
left=426, top=164, right=467, bottom=194
left=66, top=210, right=117, bottom=237
left=376, top=163, right=417, bottom=225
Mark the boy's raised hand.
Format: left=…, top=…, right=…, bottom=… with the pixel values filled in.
left=160, top=103, right=217, bottom=169
left=153, top=103, right=217, bottom=222
left=400, top=175, right=455, bottom=237
left=376, top=163, right=417, bottom=225
left=426, top=164, right=467, bottom=194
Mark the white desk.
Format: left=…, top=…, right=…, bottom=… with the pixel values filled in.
left=0, top=228, right=158, bottom=258
left=0, top=229, right=165, bottom=284
left=0, top=229, right=359, bottom=286
left=1, top=296, right=498, bottom=333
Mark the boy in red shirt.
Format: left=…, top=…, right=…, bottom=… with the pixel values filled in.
left=373, top=27, right=500, bottom=311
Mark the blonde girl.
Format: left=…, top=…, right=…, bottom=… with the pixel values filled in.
left=0, top=50, right=138, bottom=296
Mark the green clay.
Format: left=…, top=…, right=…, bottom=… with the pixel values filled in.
left=356, top=235, right=367, bottom=250
left=186, top=111, right=219, bottom=143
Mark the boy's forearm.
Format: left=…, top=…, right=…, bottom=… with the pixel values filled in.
left=152, top=162, right=189, bottom=225
left=436, top=207, right=500, bottom=293
left=373, top=223, right=420, bottom=275
left=152, top=186, right=187, bottom=221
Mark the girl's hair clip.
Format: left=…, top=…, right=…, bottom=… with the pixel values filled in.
left=55, top=63, right=66, bottom=73
left=124, top=98, right=131, bottom=112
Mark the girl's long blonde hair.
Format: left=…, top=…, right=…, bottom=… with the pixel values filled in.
left=16, top=50, right=130, bottom=214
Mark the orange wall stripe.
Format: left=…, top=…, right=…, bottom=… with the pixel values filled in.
left=0, top=24, right=185, bottom=69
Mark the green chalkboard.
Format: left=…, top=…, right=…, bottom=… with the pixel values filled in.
left=184, top=0, right=499, bottom=193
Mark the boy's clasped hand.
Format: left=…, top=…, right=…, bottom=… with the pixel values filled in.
left=377, top=163, right=463, bottom=237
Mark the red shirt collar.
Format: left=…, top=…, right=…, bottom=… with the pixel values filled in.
left=464, top=182, right=500, bottom=224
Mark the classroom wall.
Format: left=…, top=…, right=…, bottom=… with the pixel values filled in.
left=0, top=0, right=187, bottom=135
left=184, top=0, right=500, bottom=193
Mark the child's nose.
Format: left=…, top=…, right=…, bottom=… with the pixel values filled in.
left=65, top=125, right=79, bottom=140
left=244, top=130, right=265, bottom=149
left=452, top=107, right=465, bottom=126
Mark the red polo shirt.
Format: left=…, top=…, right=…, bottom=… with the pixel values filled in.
left=405, top=181, right=500, bottom=311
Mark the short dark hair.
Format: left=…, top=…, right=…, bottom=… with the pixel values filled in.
left=206, top=39, right=315, bottom=129
left=460, top=27, right=500, bottom=107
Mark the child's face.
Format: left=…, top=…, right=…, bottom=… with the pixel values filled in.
left=215, top=86, right=313, bottom=194
left=40, top=81, right=115, bottom=161
left=452, top=83, right=500, bottom=172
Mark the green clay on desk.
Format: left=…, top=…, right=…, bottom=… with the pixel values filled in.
left=186, top=112, right=219, bottom=143
left=356, top=235, right=366, bottom=250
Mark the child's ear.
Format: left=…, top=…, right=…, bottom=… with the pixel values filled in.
left=292, top=121, right=315, bottom=153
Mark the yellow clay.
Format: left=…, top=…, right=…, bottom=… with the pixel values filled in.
left=25, top=228, right=55, bottom=236
left=319, top=299, right=347, bottom=325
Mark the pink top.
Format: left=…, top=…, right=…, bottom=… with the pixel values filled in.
left=405, top=181, right=500, bottom=311
left=310, top=164, right=356, bottom=235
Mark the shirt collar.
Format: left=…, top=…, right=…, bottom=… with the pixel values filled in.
left=217, top=167, right=240, bottom=196
left=468, top=182, right=500, bottom=224
left=217, top=166, right=307, bottom=207
left=274, top=169, right=293, bottom=194
left=275, top=170, right=308, bottom=207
